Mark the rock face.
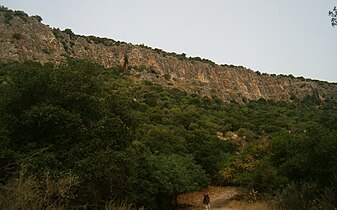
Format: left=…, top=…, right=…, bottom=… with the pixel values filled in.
left=1, top=7, right=336, bottom=102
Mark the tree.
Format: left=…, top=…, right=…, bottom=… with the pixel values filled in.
left=0, top=61, right=137, bottom=206
left=130, top=152, right=208, bottom=209
left=329, top=6, right=337, bottom=26
left=64, top=28, right=75, bottom=39
left=32, top=15, right=42, bottom=22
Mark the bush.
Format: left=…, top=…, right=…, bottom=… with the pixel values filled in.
left=32, top=15, right=43, bottom=22
left=12, top=33, right=22, bottom=40
left=271, top=182, right=336, bottom=210
left=237, top=128, right=257, bottom=141
left=163, top=73, right=171, bottom=80
left=63, top=28, right=75, bottom=39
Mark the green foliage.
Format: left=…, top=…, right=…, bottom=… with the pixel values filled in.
left=13, top=10, right=28, bottom=21
left=267, top=127, right=337, bottom=186
left=1, top=60, right=337, bottom=209
left=32, top=15, right=43, bottom=22
left=237, top=128, right=257, bottom=141
left=64, top=28, right=75, bottom=39
left=0, top=61, right=136, bottom=205
left=4, top=12, right=12, bottom=24
left=0, top=7, right=29, bottom=24
left=138, top=45, right=216, bottom=66
left=272, top=182, right=336, bottom=210
left=129, top=151, right=208, bottom=209
left=151, top=154, right=207, bottom=208
left=87, top=35, right=116, bottom=46
left=223, top=126, right=337, bottom=207
left=163, top=73, right=171, bottom=80
left=0, top=61, right=212, bottom=209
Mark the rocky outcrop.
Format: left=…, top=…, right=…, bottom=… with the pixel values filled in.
left=1, top=7, right=336, bottom=102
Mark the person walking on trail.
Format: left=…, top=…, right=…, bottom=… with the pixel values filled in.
left=202, top=192, right=211, bottom=210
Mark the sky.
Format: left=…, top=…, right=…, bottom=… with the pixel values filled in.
left=1, top=0, right=337, bottom=82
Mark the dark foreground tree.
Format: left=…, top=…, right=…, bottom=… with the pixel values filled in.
left=329, top=6, right=337, bottom=26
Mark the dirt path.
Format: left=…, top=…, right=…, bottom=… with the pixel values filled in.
left=211, top=192, right=238, bottom=210
left=178, top=186, right=240, bottom=210
left=178, top=186, right=270, bottom=210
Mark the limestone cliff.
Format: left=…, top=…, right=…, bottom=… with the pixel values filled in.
left=1, top=7, right=336, bottom=102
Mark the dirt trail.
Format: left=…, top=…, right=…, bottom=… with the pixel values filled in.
left=178, top=186, right=240, bottom=210
left=211, top=192, right=238, bottom=210
left=178, top=186, right=270, bottom=210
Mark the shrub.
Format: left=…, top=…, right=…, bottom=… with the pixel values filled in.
left=4, top=11, right=13, bottom=24
left=13, top=10, right=28, bottom=21
left=237, top=128, right=257, bottom=141
left=163, top=73, right=171, bottom=80
left=271, top=182, right=336, bottom=210
left=32, top=15, right=43, bottom=22
left=63, top=28, right=75, bottom=39
left=12, top=33, right=22, bottom=40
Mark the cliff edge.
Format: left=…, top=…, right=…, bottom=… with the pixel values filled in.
left=1, top=7, right=336, bottom=102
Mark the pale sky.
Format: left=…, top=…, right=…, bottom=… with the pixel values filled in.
left=1, top=0, right=337, bottom=82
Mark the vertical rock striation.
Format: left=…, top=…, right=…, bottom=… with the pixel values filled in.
left=0, top=7, right=336, bottom=102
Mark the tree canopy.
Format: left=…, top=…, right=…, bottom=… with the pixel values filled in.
left=1, top=60, right=337, bottom=209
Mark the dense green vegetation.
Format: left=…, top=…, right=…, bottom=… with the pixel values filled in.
left=0, top=60, right=337, bottom=209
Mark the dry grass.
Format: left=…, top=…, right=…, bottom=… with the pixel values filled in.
left=104, top=201, right=145, bottom=210
left=0, top=169, right=78, bottom=210
left=225, top=200, right=271, bottom=210
left=0, top=172, right=273, bottom=210
left=0, top=168, right=145, bottom=210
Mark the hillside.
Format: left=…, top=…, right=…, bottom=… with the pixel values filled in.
left=1, top=7, right=337, bottom=210
left=1, top=6, right=336, bottom=102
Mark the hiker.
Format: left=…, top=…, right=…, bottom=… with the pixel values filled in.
left=202, top=192, right=211, bottom=210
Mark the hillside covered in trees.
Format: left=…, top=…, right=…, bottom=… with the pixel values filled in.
left=1, top=60, right=337, bottom=209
